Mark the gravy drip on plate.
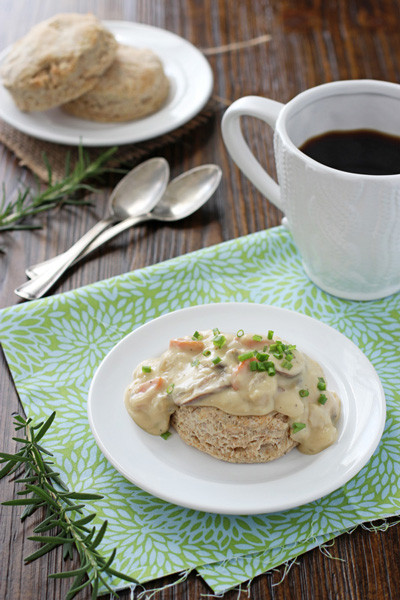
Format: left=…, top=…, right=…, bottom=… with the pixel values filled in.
left=124, top=330, right=340, bottom=454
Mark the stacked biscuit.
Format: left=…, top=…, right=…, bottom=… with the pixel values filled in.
left=0, top=13, right=169, bottom=122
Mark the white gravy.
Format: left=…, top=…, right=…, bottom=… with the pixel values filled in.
left=124, top=329, right=341, bottom=454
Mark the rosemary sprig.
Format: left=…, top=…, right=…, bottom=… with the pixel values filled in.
left=0, top=146, right=119, bottom=232
left=0, top=412, right=137, bottom=599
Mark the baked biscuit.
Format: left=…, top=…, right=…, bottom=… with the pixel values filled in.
left=62, top=44, right=169, bottom=122
left=171, top=406, right=298, bottom=464
left=0, top=13, right=117, bottom=112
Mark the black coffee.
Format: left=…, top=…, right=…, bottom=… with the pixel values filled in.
left=299, top=129, right=400, bottom=175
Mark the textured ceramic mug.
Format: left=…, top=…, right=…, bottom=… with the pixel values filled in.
left=221, top=79, right=400, bottom=300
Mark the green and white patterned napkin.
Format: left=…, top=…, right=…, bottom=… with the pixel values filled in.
left=0, top=226, right=399, bottom=595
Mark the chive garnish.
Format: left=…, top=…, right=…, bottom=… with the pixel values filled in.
left=292, top=422, right=306, bottom=433
left=317, top=377, right=326, bottom=391
left=299, top=389, right=309, bottom=397
left=267, top=364, right=276, bottom=376
left=252, top=334, right=263, bottom=342
left=142, top=365, right=152, bottom=373
left=192, top=331, right=203, bottom=340
left=161, top=431, right=171, bottom=440
left=166, top=383, right=175, bottom=394
left=250, top=361, right=258, bottom=371
left=236, top=329, right=244, bottom=337
left=270, top=342, right=283, bottom=353
left=213, top=327, right=220, bottom=336
left=202, top=349, right=211, bottom=356
left=281, top=360, right=293, bottom=370
left=268, top=330, right=274, bottom=340
left=263, top=345, right=269, bottom=352
left=238, top=351, right=254, bottom=361
left=212, top=356, right=222, bottom=365
left=318, top=393, right=328, bottom=405
left=255, top=351, right=269, bottom=361
left=213, top=334, right=226, bottom=349
left=273, top=352, right=283, bottom=360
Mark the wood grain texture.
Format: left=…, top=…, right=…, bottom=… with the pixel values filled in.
left=1, top=1, right=400, bottom=599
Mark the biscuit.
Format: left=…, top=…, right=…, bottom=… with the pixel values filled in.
left=170, top=406, right=298, bottom=464
left=0, top=13, right=117, bottom=112
left=62, top=44, right=169, bottom=122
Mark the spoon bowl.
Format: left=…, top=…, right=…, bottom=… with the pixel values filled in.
left=151, top=164, right=222, bottom=221
left=108, top=157, right=170, bottom=219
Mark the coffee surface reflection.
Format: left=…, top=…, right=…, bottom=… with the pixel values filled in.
left=299, top=129, right=400, bottom=175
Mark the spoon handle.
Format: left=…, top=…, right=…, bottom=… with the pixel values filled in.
left=25, top=213, right=150, bottom=279
left=15, top=217, right=114, bottom=300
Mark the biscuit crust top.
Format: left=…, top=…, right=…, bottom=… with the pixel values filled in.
left=1, top=13, right=117, bottom=111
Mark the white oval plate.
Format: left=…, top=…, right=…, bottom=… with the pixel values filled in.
left=88, top=303, right=386, bottom=515
left=0, top=21, right=213, bottom=146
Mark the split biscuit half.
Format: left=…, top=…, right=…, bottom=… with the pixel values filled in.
left=171, top=406, right=298, bottom=464
left=62, top=44, right=170, bottom=122
left=1, top=13, right=118, bottom=112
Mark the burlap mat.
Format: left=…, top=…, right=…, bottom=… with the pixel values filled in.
left=0, top=98, right=223, bottom=183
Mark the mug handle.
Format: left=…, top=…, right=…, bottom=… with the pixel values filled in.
left=221, top=96, right=284, bottom=212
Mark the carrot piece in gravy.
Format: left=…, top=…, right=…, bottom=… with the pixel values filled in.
left=231, top=358, right=256, bottom=390
left=169, top=338, right=205, bottom=352
left=136, top=377, right=165, bottom=394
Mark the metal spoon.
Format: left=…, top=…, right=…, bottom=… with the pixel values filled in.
left=25, top=164, right=222, bottom=280
left=15, top=157, right=170, bottom=300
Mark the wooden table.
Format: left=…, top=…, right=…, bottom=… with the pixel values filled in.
left=1, top=1, right=400, bottom=598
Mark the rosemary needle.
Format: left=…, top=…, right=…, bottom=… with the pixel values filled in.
left=0, top=412, right=136, bottom=599
left=0, top=145, right=119, bottom=232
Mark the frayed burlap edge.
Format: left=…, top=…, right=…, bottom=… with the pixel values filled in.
left=0, top=98, right=221, bottom=183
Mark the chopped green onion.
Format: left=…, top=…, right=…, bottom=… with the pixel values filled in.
left=257, top=361, right=267, bottom=372
left=142, top=365, right=152, bottom=373
left=285, top=352, right=294, bottom=361
left=238, top=351, right=254, bottom=361
left=268, top=330, right=274, bottom=340
left=192, top=331, right=203, bottom=340
left=166, top=383, right=175, bottom=394
left=212, top=356, right=222, bottom=365
left=318, top=393, right=328, bottom=405
left=202, top=349, right=211, bottom=356
left=213, top=334, right=227, bottom=349
left=263, top=345, right=269, bottom=352
left=292, top=422, right=306, bottom=434
left=317, top=377, right=326, bottom=391
left=270, top=342, right=283, bottom=353
left=250, top=361, right=258, bottom=371
left=267, top=364, right=276, bottom=376
left=299, top=389, right=309, bottom=397
left=160, top=431, right=171, bottom=440
left=273, top=352, right=283, bottom=360
left=213, top=327, right=220, bottom=336
left=252, top=334, right=263, bottom=342
left=255, top=351, right=269, bottom=361
left=191, top=358, right=199, bottom=367
left=281, top=360, right=293, bottom=370
left=236, top=329, right=244, bottom=337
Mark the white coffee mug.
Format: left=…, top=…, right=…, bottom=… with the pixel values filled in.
left=221, top=79, right=400, bottom=301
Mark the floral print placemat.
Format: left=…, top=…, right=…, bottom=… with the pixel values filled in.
left=0, top=226, right=399, bottom=595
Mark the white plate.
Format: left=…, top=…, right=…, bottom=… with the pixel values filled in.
left=88, top=303, right=386, bottom=515
left=0, top=21, right=213, bottom=146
